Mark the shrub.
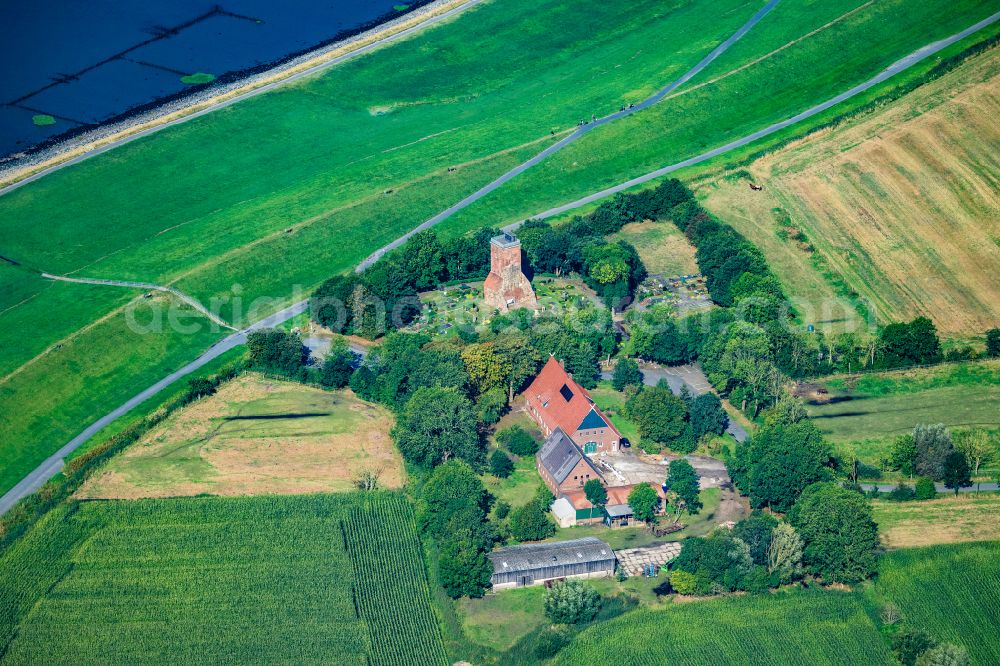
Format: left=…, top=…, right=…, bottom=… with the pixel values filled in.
left=670, top=569, right=698, bottom=595
left=888, top=484, right=917, bottom=502
left=490, top=449, right=514, bottom=478
left=612, top=357, right=643, bottom=391
left=497, top=425, right=539, bottom=456
left=915, top=477, right=937, bottom=500
left=494, top=500, right=511, bottom=520
left=544, top=580, right=601, bottom=624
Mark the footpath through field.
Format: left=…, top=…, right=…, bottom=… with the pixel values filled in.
left=3, top=10, right=999, bottom=515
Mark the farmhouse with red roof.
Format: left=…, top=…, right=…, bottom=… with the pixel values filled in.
left=522, top=356, right=622, bottom=456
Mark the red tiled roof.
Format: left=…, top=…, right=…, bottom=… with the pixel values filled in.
left=521, top=357, right=621, bottom=438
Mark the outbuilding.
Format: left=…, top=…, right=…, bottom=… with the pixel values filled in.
left=488, top=537, right=616, bottom=590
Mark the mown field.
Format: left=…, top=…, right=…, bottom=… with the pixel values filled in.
left=701, top=43, right=1000, bottom=336
left=0, top=493, right=446, bottom=665
left=1, top=0, right=997, bottom=498
left=549, top=541, right=1000, bottom=665
left=873, top=493, right=1000, bottom=548
left=78, top=374, right=402, bottom=499
left=610, top=221, right=698, bottom=276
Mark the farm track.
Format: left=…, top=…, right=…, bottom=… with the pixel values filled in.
left=2, top=9, right=999, bottom=515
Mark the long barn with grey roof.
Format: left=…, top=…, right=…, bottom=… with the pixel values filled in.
left=488, top=537, right=616, bottom=590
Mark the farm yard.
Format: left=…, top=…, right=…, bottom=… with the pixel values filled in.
left=77, top=374, right=402, bottom=499
left=700, top=46, right=1000, bottom=337
left=1, top=0, right=998, bottom=499
left=0, top=493, right=446, bottom=666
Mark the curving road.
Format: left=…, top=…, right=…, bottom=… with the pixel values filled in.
left=3, top=9, right=999, bottom=515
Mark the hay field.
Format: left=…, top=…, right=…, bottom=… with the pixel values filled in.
left=611, top=221, right=699, bottom=276
left=873, top=494, right=1000, bottom=548
left=701, top=48, right=1000, bottom=336
left=79, top=374, right=402, bottom=499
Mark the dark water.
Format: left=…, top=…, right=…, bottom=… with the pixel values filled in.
left=0, top=0, right=422, bottom=158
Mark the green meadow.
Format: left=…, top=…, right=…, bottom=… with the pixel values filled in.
left=1, top=0, right=998, bottom=496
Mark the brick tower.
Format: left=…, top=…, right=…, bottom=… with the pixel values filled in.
left=483, top=232, right=538, bottom=312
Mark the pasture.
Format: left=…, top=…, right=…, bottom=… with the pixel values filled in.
left=78, top=374, right=402, bottom=499
left=0, top=493, right=446, bottom=665
left=873, top=493, right=1000, bottom=548
left=1, top=0, right=998, bottom=498
left=806, top=360, right=1000, bottom=468
left=701, top=45, right=1000, bottom=336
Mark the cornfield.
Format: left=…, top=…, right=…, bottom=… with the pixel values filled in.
left=0, top=493, right=446, bottom=665
left=551, top=589, right=894, bottom=665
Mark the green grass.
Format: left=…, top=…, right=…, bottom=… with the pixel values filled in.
left=0, top=493, right=446, bottom=665
left=31, top=114, right=56, bottom=127
left=1, top=0, right=997, bottom=497
left=872, top=493, right=1000, bottom=548
left=180, top=72, right=216, bottom=85
left=590, top=382, right=640, bottom=443
left=865, top=542, right=1000, bottom=666
left=552, top=589, right=893, bottom=664
left=484, top=455, right=544, bottom=509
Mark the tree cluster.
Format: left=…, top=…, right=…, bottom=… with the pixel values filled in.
left=625, top=381, right=728, bottom=454
left=883, top=424, right=974, bottom=491
left=310, top=228, right=497, bottom=339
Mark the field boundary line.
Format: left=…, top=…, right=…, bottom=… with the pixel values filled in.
left=41, top=273, right=236, bottom=330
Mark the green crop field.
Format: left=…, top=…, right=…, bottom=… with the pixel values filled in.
left=552, top=589, right=893, bottom=665
left=1, top=0, right=998, bottom=498
left=0, top=493, right=446, bottom=665
left=867, top=542, right=1000, bottom=666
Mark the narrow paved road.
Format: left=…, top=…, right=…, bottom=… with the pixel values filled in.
left=3, top=10, right=997, bottom=515
left=859, top=482, right=999, bottom=494
left=356, top=0, right=782, bottom=270
left=0, top=0, right=486, bottom=198
left=42, top=273, right=236, bottom=331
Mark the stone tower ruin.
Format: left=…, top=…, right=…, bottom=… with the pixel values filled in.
left=483, top=232, right=538, bottom=313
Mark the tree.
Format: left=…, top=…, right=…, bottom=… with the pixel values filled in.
left=543, top=580, right=601, bottom=624
left=246, top=328, right=307, bottom=376
left=670, top=569, right=698, bottom=595
left=887, top=435, right=919, bottom=478
left=490, top=449, right=514, bottom=478
left=956, top=430, right=991, bottom=487
left=766, top=521, right=804, bottom=583
left=496, top=425, right=538, bottom=456
left=627, top=483, right=660, bottom=524
left=510, top=501, right=555, bottom=541
left=184, top=377, right=216, bottom=403
left=893, top=627, right=938, bottom=666
left=987, top=328, right=1000, bottom=358
left=439, top=532, right=493, bottom=598
left=913, top=424, right=953, bottom=480
left=664, top=459, right=701, bottom=524
left=319, top=338, right=355, bottom=388
left=916, top=644, right=970, bottom=666
left=476, top=386, right=507, bottom=425
left=419, top=460, right=489, bottom=536
left=942, top=451, right=971, bottom=496
left=788, top=482, right=880, bottom=583
left=393, top=387, right=482, bottom=469
left=584, top=479, right=608, bottom=518
left=612, top=357, right=643, bottom=391
left=733, top=512, right=778, bottom=566
left=461, top=342, right=510, bottom=395
left=914, top=477, right=937, bottom=500
left=746, top=421, right=833, bottom=512
left=689, top=393, right=728, bottom=439
left=628, top=385, right=688, bottom=451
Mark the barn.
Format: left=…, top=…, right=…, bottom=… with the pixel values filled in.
left=488, top=537, right=616, bottom=590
